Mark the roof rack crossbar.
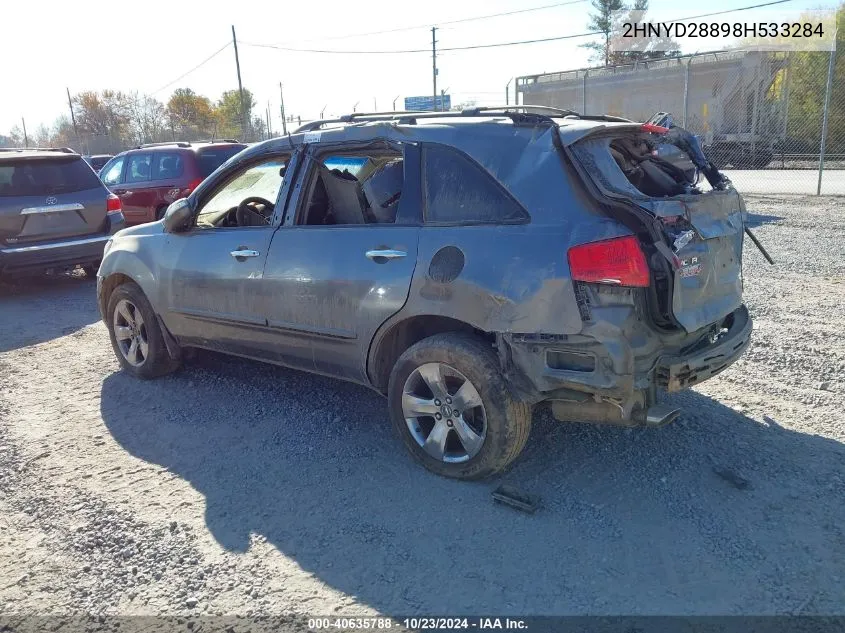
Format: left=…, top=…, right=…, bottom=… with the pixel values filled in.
left=293, top=105, right=599, bottom=133
left=296, top=111, right=430, bottom=132
left=188, top=138, right=241, bottom=144
left=135, top=141, right=192, bottom=149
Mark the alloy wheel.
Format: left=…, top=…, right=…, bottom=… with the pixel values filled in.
left=113, top=299, right=149, bottom=367
left=401, top=362, right=487, bottom=463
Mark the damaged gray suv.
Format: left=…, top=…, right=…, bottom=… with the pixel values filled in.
left=98, top=107, right=752, bottom=480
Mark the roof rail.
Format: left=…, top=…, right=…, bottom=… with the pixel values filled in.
left=135, top=141, right=192, bottom=149
left=0, top=146, right=76, bottom=153
left=207, top=138, right=240, bottom=143
left=293, top=105, right=599, bottom=133
left=295, top=111, right=429, bottom=133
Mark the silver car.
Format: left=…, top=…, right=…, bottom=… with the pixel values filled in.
left=97, top=108, right=752, bottom=480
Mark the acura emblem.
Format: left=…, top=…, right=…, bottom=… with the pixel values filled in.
left=45, top=196, right=58, bottom=205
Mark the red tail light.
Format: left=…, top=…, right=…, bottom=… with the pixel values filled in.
left=642, top=122, right=669, bottom=134
left=568, top=235, right=650, bottom=287
left=106, top=194, right=122, bottom=216
left=184, top=178, right=203, bottom=194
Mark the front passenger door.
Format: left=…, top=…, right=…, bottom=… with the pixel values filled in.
left=161, top=152, right=295, bottom=358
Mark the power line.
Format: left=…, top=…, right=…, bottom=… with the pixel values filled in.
left=152, top=41, right=232, bottom=95
left=271, top=0, right=588, bottom=46
left=243, top=0, right=799, bottom=56
left=242, top=29, right=599, bottom=55
left=673, top=0, right=795, bottom=22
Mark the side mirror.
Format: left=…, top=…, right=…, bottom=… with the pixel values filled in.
left=163, top=198, right=192, bottom=233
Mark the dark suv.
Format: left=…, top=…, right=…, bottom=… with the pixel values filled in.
left=0, top=147, right=125, bottom=277
left=97, top=108, right=752, bottom=480
left=99, top=141, right=246, bottom=225
left=83, top=154, right=113, bottom=173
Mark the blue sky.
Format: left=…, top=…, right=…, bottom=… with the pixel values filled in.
left=1, top=0, right=838, bottom=134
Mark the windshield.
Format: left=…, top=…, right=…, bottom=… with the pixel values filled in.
left=0, top=158, right=101, bottom=197
left=196, top=146, right=246, bottom=177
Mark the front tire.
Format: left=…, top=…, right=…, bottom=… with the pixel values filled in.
left=388, top=333, right=532, bottom=480
left=106, top=282, right=179, bottom=379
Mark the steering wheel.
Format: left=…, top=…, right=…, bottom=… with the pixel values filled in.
left=235, top=196, right=274, bottom=227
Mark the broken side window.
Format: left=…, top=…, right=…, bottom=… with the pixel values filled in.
left=299, top=151, right=404, bottom=226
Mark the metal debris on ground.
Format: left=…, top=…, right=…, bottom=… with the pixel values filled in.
left=491, top=484, right=541, bottom=514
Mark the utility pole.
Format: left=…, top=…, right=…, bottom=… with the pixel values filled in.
left=393, top=95, right=400, bottom=110
left=320, top=105, right=327, bottom=119
left=505, top=79, right=512, bottom=105
left=431, top=27, right=438, bottom=112
left=279, top=83, right=288, bottom=135
left=66, top=87, right=80, bottom=148
left=231, top=25, right=248, bottom=140
left=374, top=97, right=377, bottom=111
left=266, top=103, right=272, bottom=139
left=21, top=117, right=28, bottom=147
left=353, top=101, right=359, bottom=112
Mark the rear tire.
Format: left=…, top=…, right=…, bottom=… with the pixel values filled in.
left=106, top=282, right=179, bottom=379
left=388, top=332, right=532, bottom=480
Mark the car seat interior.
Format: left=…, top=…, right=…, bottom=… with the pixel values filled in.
left=302, top=152, right=404, bottom=226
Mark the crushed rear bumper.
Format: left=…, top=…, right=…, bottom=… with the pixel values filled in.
left=656, top=304, right=752, bottom=392
left=501, top=304, right=752, bottom=423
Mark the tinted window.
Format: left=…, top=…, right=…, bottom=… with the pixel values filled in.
left=101, top=157, right=124, bottom=186
left=152, top=152, right=185, bottom=180
left=125, top=153, right=152, bottom=183
left=197, top=146, right=245, bottom=177
left=423, top=145, right=528, bottom=224
left=0, top=158, right=102, bottom=197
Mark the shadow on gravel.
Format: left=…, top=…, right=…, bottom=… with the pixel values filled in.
left=744, top=212, right=784, bottom=228
left=0, top=273, right=99, bottom=352
left=100, top=353, right=845, bottom=615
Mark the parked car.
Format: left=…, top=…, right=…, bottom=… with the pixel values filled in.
left=83, top=154, right=113, bottom=173
left=0, top=147, right=125, bottom=277
left=98, top=141, right=247, bottom=225
left=97, top=108, right=752, bottom=480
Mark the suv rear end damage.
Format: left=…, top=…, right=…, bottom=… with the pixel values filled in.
left=499, top=117, right=753, bottom=427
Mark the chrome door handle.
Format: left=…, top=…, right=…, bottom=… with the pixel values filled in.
left=230, top=249, right=260, bottom=258
left=365, top=249, right=406, bottom=261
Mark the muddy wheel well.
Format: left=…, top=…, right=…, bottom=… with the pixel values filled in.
left=369, top=315, right=494, bottom=393
left=99, top=273, right=134, bottom=316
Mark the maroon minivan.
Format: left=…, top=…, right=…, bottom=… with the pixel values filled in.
left=99, top=141, right=247, bottom=225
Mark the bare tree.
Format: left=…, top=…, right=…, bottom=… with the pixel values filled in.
left=129, top=93, right=167, bottom=145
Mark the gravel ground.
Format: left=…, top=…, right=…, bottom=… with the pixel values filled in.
left=0, top=194, right=843, bottom=618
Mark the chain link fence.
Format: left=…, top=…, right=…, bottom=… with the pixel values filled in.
left=517, top=48, right=843, bottom=196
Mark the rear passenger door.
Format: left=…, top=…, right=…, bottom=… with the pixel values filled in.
left=260, top=141, right=421, bottom=381
left=113, top=152, right=155, bottom=224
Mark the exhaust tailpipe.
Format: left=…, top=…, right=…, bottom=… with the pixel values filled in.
left=640, top=403, right=682, bottom=427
